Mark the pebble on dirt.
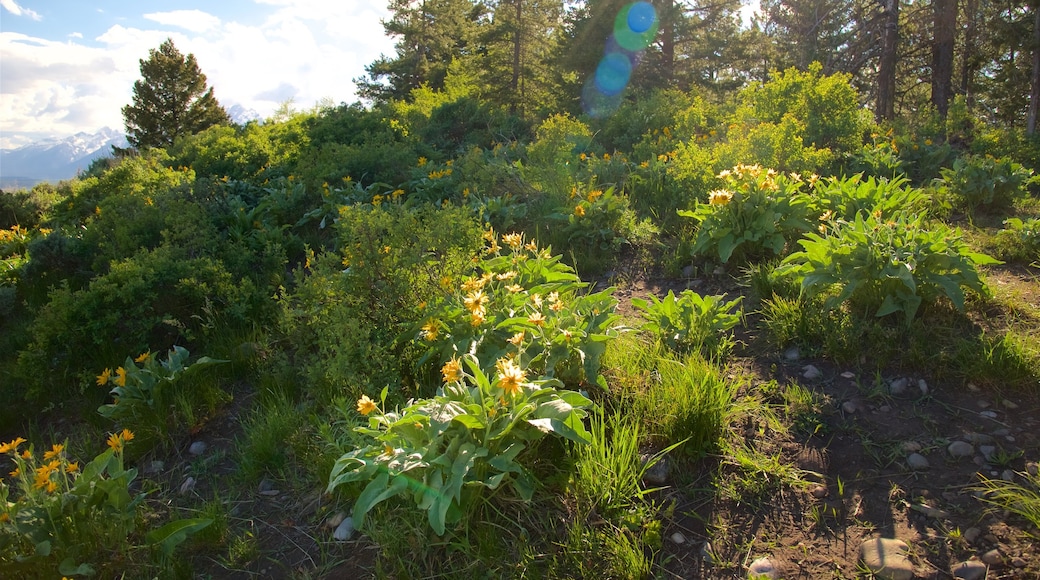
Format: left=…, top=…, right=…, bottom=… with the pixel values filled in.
left=952, top=560, right=988, bottom=580
left=858, top=538, right=914, bottom=580
left=747, top=556, right=778, bottom=579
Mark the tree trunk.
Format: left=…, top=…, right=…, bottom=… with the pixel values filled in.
left=960, top=0, right=977, bottom=106
left=659, top=0, right=675, bottom=86
left=1029, top=2, right=1040, bottom=135
left=876, top=0, right=900, bottom=122
left=511, top=0, right=523, bottom=116
left=931, top=0, right=956, bottom=117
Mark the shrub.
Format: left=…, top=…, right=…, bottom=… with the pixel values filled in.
left=811, top=174, right=931, bottom=222
left=992, top=217, right=1040, bottom=265
left=777, top=211, right=1000, bottom=324
left=935, top=154, right=1035, bottom=213
left=632, top=290, right=742, bottom=359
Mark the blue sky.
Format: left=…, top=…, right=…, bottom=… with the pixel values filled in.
left=1, top=0, right=396, bottom=148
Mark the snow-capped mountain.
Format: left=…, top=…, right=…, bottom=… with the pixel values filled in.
left=228, top=104, right=262, bottom=125
left=0, top=127, right=128, bottom=189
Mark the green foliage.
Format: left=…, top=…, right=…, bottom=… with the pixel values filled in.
left=523, top=114, right=592, bottom=194
left=936, top=154, right=1035, bottom=212
left=0, top=184, right=63, bottom=230
left=169, top=119, right=308, bottom=182
left=551, top=185, right=658, bottom=271
left=992, top=217, right=1040, bottom=265
left=778, top=212, right=1000, bottom=324
left=632, top=290, right=742, bottom=359
left=121, top=38, right=229, bottom=150
left=327, top=356, right=593, bottom=536
left=96, top=346, right=229, bottom=446
left=716, top=113, right=835, bottom=173
left=972, top=470, right=1040, bottom=531
left=679, top=164, right=812, bottom=263
left=572, top=409, right=664, bottom=517
left=811, top=174, right=931, bottom=222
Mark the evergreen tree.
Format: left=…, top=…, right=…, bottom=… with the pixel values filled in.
left=121, top=38, right=229, bottom=150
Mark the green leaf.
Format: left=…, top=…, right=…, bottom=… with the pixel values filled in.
left=146, top=518, right=213, bottom=557
left=58, top=557, right=95, bottom=576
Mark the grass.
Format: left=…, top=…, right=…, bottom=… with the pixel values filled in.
left=973, top=470, right=1040, bottom=532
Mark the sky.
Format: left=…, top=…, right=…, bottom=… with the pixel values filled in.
left=0, top=0, right=397, bottom=149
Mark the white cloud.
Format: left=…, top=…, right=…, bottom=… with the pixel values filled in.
left=0, top=0, right=41, bottom=21
left=68, top=32, right=83, bottom=39
left=1, top=1, right=398, bottom=146
left=143, top=10, right=221, bottom=34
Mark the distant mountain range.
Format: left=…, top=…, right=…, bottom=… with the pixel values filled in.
left=0, top=106, right=262, bottom=191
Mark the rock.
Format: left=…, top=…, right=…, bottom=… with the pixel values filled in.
left=841, top=371, right=856, bottom=379
left=784, top=346, right=800, bottom=361
left=670, top=532, right=686, bottom=544
left=965, top=433, right=995, bottom=445
left=917, top=379, right=928, bottom=396
left=179, top=476, right=196, bottom=495
left=748, top=557, right=778, bottom=580
left=700, top=542, right=715, bottom=566
left=980, top=549, right=1002, bottom=566
left=991, top=428, right=1010, bottom=437
left=858, top=538, right=914, bottom=580
left=1000, top=469, right=1015, bottom=482
left=948, top=441, right=974, bottom=458
left=977, top=400, right=991, bottom=409
left=963, top=527, right=981, bottom=544
left=979, top=445, right=996, bottom=460
left=333, top=516, right=355, bottom=541
left=967, top=382, right=980, bottom=392
left=326, top=511, right=347, bottom=529
left=258, top=478, right=277, bottom=493
left=910, top=503, right=951, bottom=519
left=842, top=401, right=859, bottom=414
left=1001, top=399, right=1019, bottom=410
left=980, top=410, right=998, bottom=419
left=259, top=490, right=280, bottom=496
left=1026, top=462, right=1039, bottom=476
left=983, top=533, right=998, bottom=544
left=189, top=441, right=207, bottom=456
left=811, top=485, right=829, bottom=499
left=902, top=441, right=923, bottom=453
left=1011, top=557, right=1027, bottom=568
left=802, top=365, right=822, bottom=380
left=681, top=265, right=696, bottom=278
left=878, top=405, right=892, bottom=413
left=952, top=560, right=988, bottom=580
left=889, top=377, right=909, bottom=395
left=642, top=456, right=669, bottom=485
left=907, top=453, right=930, bottom=470
left=143, top=460, right=165, bottom=474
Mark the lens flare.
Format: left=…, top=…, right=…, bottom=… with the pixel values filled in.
left=582, top=2, right=658, bottom=118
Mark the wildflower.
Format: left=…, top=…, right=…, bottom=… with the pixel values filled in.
left=21, top=450, right=30, bottom=460
left=372, top=194, right=383, bottom=206
left=10, top=467, right=20, bottom=478
left=496, top=358, right=526, bottom=397
left=717, top=169, right=732, bottom=179
left=44, top=444, right=64, bottom=460
left=550, top=301, right=564, bottom=313
left=357, top=395, right=378, bottom=416
left=462, top=187, right=470, bottom=198
left=524, top=241, right=539, bottom=253
left=574, top=205, right=586, bottom=217
left=529, top=312, right=546, bottom=326
left=0, top=512, right=8, bottom=524
left=114, top=367, right=127, bottom=387
left=46, top=480, right=58, bottom=493
left=640, top=161, right=649, bottom=168
left=96, top=368, right=112, bottom=386
left=819, top=210, right=833, bottom=222
left=708, top=190, right=734, bottom=206
left=145, top=196, right=154, bottom=206
left=496, top=270, right=517, bottom=281
left=818, top=224, right=828, bottom=234
left=603, top=153, right=611, bottom=161
left=464, top=290, right=488, bottom=316
left=470, top=311, right=486, bottom=326
left=508, top=332, right=525, bottom=346
left=392, top=189, right=405, bottom=199
left=587, top=190, right=603, bottom=202
left=107, top=433, right=123, bottom=452
left=531, top=294, right=543, bottom=308
left=506, top=284, right=523, bottom=293
left=418, top=156, right=428, bottom=167
left=0, top=437, right=26, bottom=455
left=924, top=138, right=933, bottom=146
left=66, top=462, right=79, bottom=474
left=441, top=357, right=463, bottom=383
left=579, top=153, right=587, bottom=161
left=503, top=232, right=524, bottom=249
left=440, top=276, right=452, bottom=289
left=421, top=320, right=440, bottom=341
left=808, top=174, right=820, bottom=187
left=547, top=292, right=559, bottom=303
left=120, top=429, right=134, bottom=443
left=135, top=351, right=151, bottom=363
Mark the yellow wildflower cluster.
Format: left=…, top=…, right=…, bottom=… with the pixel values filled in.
left=0, top=225, right=28, bottom=243
left=586, top=190, right=603, bottom=203
left=708, top=190, right=734, bottom=206
left=574, top=205, right=586, bottom=217
left=106, top=429, right=135, bottom=453
left=495, top=358, right=526, bottom=396
left=421, top=319, right=440, bottom=341
left=428, top=168, right=453, bottom=180
left=0, top=437, right=27, bottom=455
left=441, top=357, right=463, bottom=383
left=502, top=232, right=524, bottom=249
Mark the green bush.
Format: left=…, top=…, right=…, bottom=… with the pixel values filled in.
left=936, top=154, right=1035, bottom=213
left=992, top=217, right=1040, bottom=265
left=811, top=174, right=931, bottom=222
left=632, top=290, right=742, bottom=359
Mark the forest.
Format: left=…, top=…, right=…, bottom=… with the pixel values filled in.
left=1, top=0, right=1039, bottom=577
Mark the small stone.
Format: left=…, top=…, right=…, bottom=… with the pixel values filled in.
left=991, top=428, right=1010, bottom=437
left=748, top=557, right=778, bottom=579
left=965, top=433, right=995, bottom=445
left=889, top=377, right=910, bottom=395
left=179, top=476, right=196, bottom=495
left=952, top=560, right=988, bottom=580
left=333, top=516, right=355, bottom=541
left=911, top=503, right=951, bottom=519
left=642, top=456, right=669, bottom=485
left=784, top=346, right=801, bottom=361
left=700, top=542, right=715, bottom=566
left=967, top=383, right=980, bottom=392
left=670, top=532, right=686, bottom=544
left=980, top=410, right=998, bottom=419
left=326, top=511, right=347, bottom=529
left=980, top=445, right=997, bottom=460
left=902, top=441, right=923, bottom=453
left=258, top=478, right=276, bottom=493
left=841, top=371, right=856, bottom=379
left=802, top=365, right=822, bottom=380
left=1026, top=462, right=1038, bottom=476
left=1011, top=557, right=1027, bottom=568
left=811, top=485, right=829, bottom=499
left=681, top=265, right=696, bottom=278
left=1005, top=435, right=1015, bottom=442
left=963, top=527, right=981, bottom=544
left=948, top=441, right=974, bottom=457
left=259, top=490, right=280, bottom=496
left=1000, top=469, right=1015, bottom=482
left=907, top=453, right=930, bottom=470
left=983, top=533, right=998, bottom=544
left=973, top=456, right=989, bottom=468
left=980, top=549, right=1002, bottom=566
left=917, top=379, right=928, bottom=395
left=878, top=405, right=891, bottom=413
left=144, top=460, right=165, bottom=474
left=977, top=400, right=991, bottom=408
left=1001, top=399, right=1019, bottom=410
left=188, top=441, right=207, bottom=456
left=858, top=538, right=913, bottom=580
left=842, top=401, right=859, bottom=414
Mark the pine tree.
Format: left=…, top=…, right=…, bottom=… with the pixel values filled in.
left=122, top=38, right=229, bottom=150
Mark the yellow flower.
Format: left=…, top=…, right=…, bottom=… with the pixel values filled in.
left=502, top=232, right=524, bottom=249
left=579, top=153, right=587, bottom=161
left=924, top=138, right=933, bottom=146
left=66, top=462, right=79, bottom=474
left=114, top=367, right=127, bottom=387
left=421, top=320, right=440, bottom=341
left=120, top=429, right=134, bottom=443
left=464, top=290, right=488, bottom=316
left=587, top=190, right=603, bottom=202
left=640, top=161, right=649, bottom=168
left=357, top=395, right=378, bottom=416
left=43, top=444, right=64, bottom=460
left=391, top=188, right=405, bottom=199
left=0, top=437, right=26, bottom=455
left=418, top=156, right=428, bottom=167
left=550, top=301, right=564, bottom=312
left=495, top=270, right=517, bottom=281
left=708, top=190, right=734, bottom=206
left=96, top=368, right=112, bottom=386
left=20, top=450, right=30, bottom=460
left=496, top=358, right=526, bottom=396
left=506, top=284, right=523, bottom=293
left=106, top=433, right=123, bottom=452
left=524, top=241, right=539, bottom=253
left=819, top=210, right=833, bottom=222
left=574, top=205, right=586, bottom=217
left=508, top=332, right=525, bottom=346
left=135, top=352, right=151, bottom=363
left=529, top=312, right=546, bottom=326
left=441, top=357, right=463, bottom=383
left=0, top=512, right=8, bottom=523
left=603, top=153, right=611, bottom=161
left=547, top=292, right=559, bottom=303
left=46, top=480, right=58, bottom=493
left=470, top=311, right=486, bottom=327
left=808, top=173, right=820, bottom=187
left=10, top=467, right=20, bottom=478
